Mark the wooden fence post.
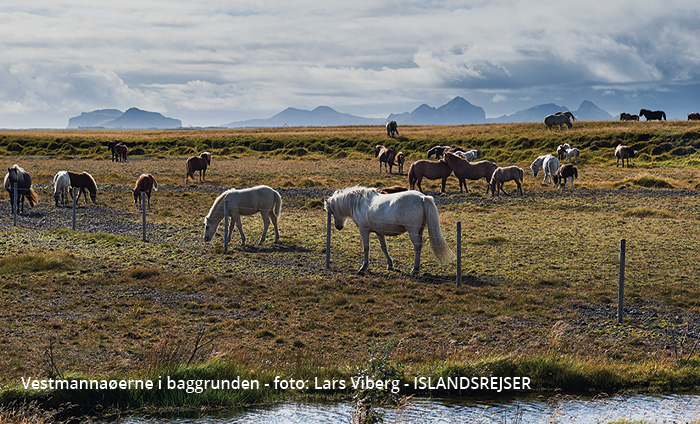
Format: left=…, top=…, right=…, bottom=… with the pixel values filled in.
left=325, top=211, right=331, bottom=269
left=141, top=192, right=147, bottom=242
left=456, top=221, right=462, bottom=287
left=618, top=239, right=626, bottom=324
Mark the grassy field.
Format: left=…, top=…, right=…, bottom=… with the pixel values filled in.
left=1, top=123, right=700, bottom=419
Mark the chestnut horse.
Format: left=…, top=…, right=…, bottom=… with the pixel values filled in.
left=186, top=152, right=212, bottom=183
left=133, top=174, right=158, bottom=208
left=408, top=159, right=452, bottom=193
left=67, top=171, right=98, bottom=204
left=443, top=152, right=498, bottom=194
left=374, top=145, right=397, bottom=173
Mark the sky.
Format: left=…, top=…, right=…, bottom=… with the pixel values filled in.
left=2, top=0, right=700, bottom=128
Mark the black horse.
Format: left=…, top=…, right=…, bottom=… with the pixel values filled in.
left=386, top=120, right=399, bottom=137
left=639, top=109, right=666, bottom=121
left=4, top=164, right=39, bottom=214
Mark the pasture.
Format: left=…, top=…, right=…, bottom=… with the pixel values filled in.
left=2, top=123, right=700, bottom=416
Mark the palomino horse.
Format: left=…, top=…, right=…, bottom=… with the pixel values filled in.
left=544, top=114, right=573, bottom=131
left=374, top=145, right=397, bottom=173
left=396, top=151, right=405, bottom=174
left=443, top=152, right=498, bottom=194
left=67, top=171, right=98, bottom=204
left=53, top=171, right=70, bottom=207
left=530, top=154, right=560, bottom=184
left=4, top=165, right=38, bottom=214
left=204, top=185, right=282, bottom=247
left=639, top=109, right=666, bottom=121
left=489, top=166, right=524, bottom=196
left=615, top=144, right=638, bottom=167
left=408, top=159, right=452, bottom=193
left=553, top=164, right=578, bottom=189
left=186, top=152, right=212, bottom=183
left=324, top=186, right=454, bottom=275
left=386, top=121, right=399, bottom=137
left=133, top=174, right=159, bottom=208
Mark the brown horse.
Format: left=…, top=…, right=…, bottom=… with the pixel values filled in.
left=688, top=113, right=700, bottom=121
left=67, top=171, right=97, bottom=204
left=376, top=185, right=408, bottom=194
left=133, top=174, right=158, bottom=208
left=396, top=151, right=405, bottom=174
left=443, top=152, right=498, bottom=194
left=115, top=143, right=128, bottom=162
left=374, top=145, right=396, bottom=173
left=489, top=166, right=524, bottom=196
left=553, top=164, right=578, bottom=189
left=615, top=144, right=638, bottom=167
left=4, top=165, right=39, bottom=214
left=186, top=152, right=212, bottom=183
left=408, top=159, right=452, bottom=193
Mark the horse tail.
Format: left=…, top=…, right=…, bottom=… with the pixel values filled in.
left=662, top=111, right=667, bottom=120
left=151, top=175, right=159, bottom=191
left=186, top=158, right=193, bottom=182
left=26, top=188, right=39, bottom=207
left=272, top=189, right=282, bottom=220
left=573, top=167, right=578, bottom=179
left=422, top=196, right=455, bottom=264
left=408, top=164, right=417, bottom=190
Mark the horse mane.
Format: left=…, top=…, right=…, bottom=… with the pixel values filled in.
left=205, top=189, right=230, bottom=225
left=83, top=172, right=98, bottom=193
left=326, top=186, right=376, bottom=217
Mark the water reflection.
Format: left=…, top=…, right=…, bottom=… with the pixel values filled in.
left=103, top=393, right=700, bottom=424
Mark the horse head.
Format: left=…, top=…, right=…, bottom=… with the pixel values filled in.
left=374, top=145, right=383, bottom=157
left=323, top=198, right=346, bottom=230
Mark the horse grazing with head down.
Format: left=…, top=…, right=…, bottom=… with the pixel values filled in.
left=53, top=171, right=70, bottom=207
left=4, top=165, right=38, bottom=214
left=530, top=154, right=560, bottom=184
left=489, top=166, right=524, bottom=196
left=557, top=144, right=571, bottom=161
left=67, top=171, right=98, bottom=204
left=186, top=152, right=212, bottom=183
left=688, top=113, right=700, bottom=121
left=639, top=109, right=666, bottom=121
left=324, top=186, right=454, bottom=275
left=443, top=152, right=498, bottom=194
left=204, top=185, right=281, bottom=247
left=427, top=145, right=465, bottom=159
left=615, top=144, right=638, bottom=167
left=374, top=145, right=397, bottom=173
left=386, top=121, right=399, bottom=137
left=133, top=174, right=158, bottom=208
left=454, top=149, right=478, bottom=161
left=544, top=114, right=573, bottom=131
left=408, top=159, right=452, bottom=193
left=620, top=112, right=639, bottom=121
left=553, top=164, right=578, bottom=189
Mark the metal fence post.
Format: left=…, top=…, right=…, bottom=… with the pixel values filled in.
left=72, top=187, right=77, bottom=230
left=141, top=192, right=147, bottom=242
left=325, top=211, right=331, bottom=269
left=12, top=182, right=17, bottom=226
left=618, top=238, right=626, bottom=324
left=456, top=221, right=462, bottom=287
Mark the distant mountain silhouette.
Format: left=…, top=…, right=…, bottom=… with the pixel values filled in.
left=487, top=103, right=570, bottom=123
left=225, top=106, right=384, bottom=128
left=573, top=100, right=613, bottom=120
left=68, top=107, right=182, bottom=129
left=388, top=96, right=486, bottom=124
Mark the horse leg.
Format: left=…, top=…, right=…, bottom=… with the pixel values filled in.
left=231, top=214, right=245, bottom=246
left=408, top=228, right=424, bottom=276
left=440, top=177, right=447, bottom=194
left=258, top=211, right=270, bottom=246
left=358, top=229, right=371, bottom=275
left=516, top=180, right=523, bottom=196
left=270, top=210, right=280, bottom=243
left=376, top=234, right=394, bottom=271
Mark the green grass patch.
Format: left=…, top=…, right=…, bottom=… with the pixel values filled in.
left=613, top=175, right=675, bottom=189
left=0, top=252, right=75, bottom=274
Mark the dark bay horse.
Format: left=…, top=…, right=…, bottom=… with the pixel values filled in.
left=688, top=113, right=700, bottom=121
left=67, top=171, right=98, bottom=204
left=443, top=152, right=498, bottom=194
left=396, top=151, right=405, bottom=174
left=639, top=109, right=666, bottom=121
left=620, top=113, right=639, bottom=121
left=386, top=121, right=399, bottom=137
left=408, top=159, right=452, bottom=193
left=374, top=145, right=396, bottom=173
left=133, top=174, right=158, bottom=208
left=4, top=164, right=38, bottom=214
left=186, top=152, right=212, bottom=183
left=553, top=164, right=578, bottom=189
left=115, top=143, right=128, bottom=162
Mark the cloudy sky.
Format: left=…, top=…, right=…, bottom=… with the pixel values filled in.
left=2, top=0, right=700, bottom=128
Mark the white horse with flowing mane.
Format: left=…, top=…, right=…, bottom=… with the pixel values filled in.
left=530, top=154, right=560, bottom=184
left=204, top=185, right=282, bottom=246
left=324, top=186, right=454, bottom=275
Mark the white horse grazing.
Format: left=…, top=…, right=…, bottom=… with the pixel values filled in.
left=204, top=185, right=282, bottom=246
left=324, top=186, right=454, bottom=276
left=454, top=149, right=478, bottom=161
left=530, top=154, right=560, bottom=184
left=565, top=147, right=580, bottom=164
left=544, top=114, right=573, bottom=131
left=53, top=171, right=71, bottom=207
